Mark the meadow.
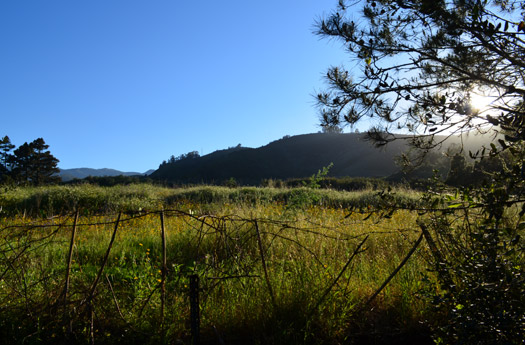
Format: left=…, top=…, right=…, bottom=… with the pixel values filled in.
left=0, top=184, right=462, bottom=344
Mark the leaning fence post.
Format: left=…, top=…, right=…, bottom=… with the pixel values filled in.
left=63, top=210, right=79, bottom=334
left=189, top=274, right=200, bottom=345
left=363, top=232, right=423, bottom=308
left=160, top=210, right=167, bottom=329
left=254, top=219, right=277, bottom=309
left=64, top=210, right=78, bottom=303
left=86, top=212, right=121, bottom=304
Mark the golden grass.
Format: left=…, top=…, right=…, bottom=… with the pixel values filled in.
left=0, top=199, right=432, bottom=344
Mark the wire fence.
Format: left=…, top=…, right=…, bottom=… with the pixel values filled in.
left=0, top=208, right=424, bottom=344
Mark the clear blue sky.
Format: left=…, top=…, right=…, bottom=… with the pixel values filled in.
left=1, top=0, right=352, bottom=172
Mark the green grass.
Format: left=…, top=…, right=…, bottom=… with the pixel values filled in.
left=0, top=184, right=169, bottom=217
left=0, top=202, right=433, bottom=344
left=1, top=185, right=522, bottom=344
left=0, top=184, right=436, bottom=344
left=0, top=183, right=421, bottom=217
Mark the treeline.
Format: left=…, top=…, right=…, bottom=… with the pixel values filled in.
left=158, top=150, right=200, bottom=168
left=80, top=154, right=505, bottom=191
left=64, top=174, right=152, bottom=187
left=0, top=136, right=60, bottom=185
left=444, top=152, right=513, bottom=187
left=260, top=176, right=391, bottom=190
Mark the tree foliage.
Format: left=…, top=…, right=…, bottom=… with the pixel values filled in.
left=0, top=136, right=15, bottom=179
left=0, top=137, right=60, bottom=185
left=316, top=0, right=525, bottom=149
left=159, top=150, right=201, bottom=168
left=316, top=1, right=525, bottom=343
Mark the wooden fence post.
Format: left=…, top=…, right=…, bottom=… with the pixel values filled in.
left=63, top=210, right=79, bottom=334
left=87, top=212, right=121, bottom=301
left=160, top=210, right=167, bottom=329
left=363, top=232, right=423, bottom=307
left=254, top=220, right=276, bottom=309
left=64, top=210, right=78, bottom=303
left=189, top=274, right=200, bottom=345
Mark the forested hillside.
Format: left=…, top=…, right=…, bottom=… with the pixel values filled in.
left=150, top=132, right=492, bottom=185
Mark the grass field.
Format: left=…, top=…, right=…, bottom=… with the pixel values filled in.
left=0, top=183, right=421, bottom=217
left=0, top=184, right=473, bottom=344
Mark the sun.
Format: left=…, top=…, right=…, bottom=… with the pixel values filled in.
left=468, top=89, right=499, bottom=114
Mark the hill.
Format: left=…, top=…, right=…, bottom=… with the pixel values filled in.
left=150, top=132, right=498, bottom=185
left=59, top=168, right=152, bottom=182
left=150, top=133, right=411, bottom=184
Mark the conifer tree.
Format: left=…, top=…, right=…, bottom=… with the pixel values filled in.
left=9, top=138, right=60, bottom=185
left=30, top=138, right=60, bottom=185
left=316, top=1, right=524, bottom=343
left=0, top=136, right=15, bottom=181
left=10, top=142, right=33, bottom=183
left=316, top=0, right=524, bottom=150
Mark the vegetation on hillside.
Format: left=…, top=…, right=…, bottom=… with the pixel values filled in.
left=150, top=132, right=502, bottom=186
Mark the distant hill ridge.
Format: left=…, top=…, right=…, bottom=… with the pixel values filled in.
left=60, top=132, right=495, bottom=184
left=59, top=168, right=154, bottom=182
left=151, top=133, right=418, bottom=184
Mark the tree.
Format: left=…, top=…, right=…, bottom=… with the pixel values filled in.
left=0, top=136, right=15, bottom=181
left=29, top=138, right=60, bottom=185
left=181, top=151, right=200, bottom=160
left=10, top=138, right=60, bottom=185
left=320, top=123, right=343, bottom=133
left=162, top=151, right=201, bottom=167
left=10, top=142, right=34, bottom=183
left=316, top=0, right=524, bottom=150
left=316, top=1, right=524, bottom=343
left=445, top=153, right=471, bottom=186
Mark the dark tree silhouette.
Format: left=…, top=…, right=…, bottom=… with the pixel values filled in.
left=9, top=138, right=60, bottom=185
left=10, top=142, right=33, bottom=183
left=30, top=138, right=60, bottom=185
left=316, top=1, right=524, bottom=344
left=316, top=0, right=524, bottom=151
left=0, top=136, right=15, bottom=181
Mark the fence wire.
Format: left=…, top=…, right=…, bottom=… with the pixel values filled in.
left=0, top=207, right=424, bottom=344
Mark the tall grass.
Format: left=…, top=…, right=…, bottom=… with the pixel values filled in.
left=0, top=194, right=433, bottom=344
left=0, top=184, right=421, bottom=218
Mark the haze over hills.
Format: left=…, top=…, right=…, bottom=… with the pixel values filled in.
left=150, top=132, right=491, bottom=185
left=59, top=168, right=154, bottom=182
left=59, top=132, right=496, bottom=185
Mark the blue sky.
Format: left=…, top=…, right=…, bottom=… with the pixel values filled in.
left=1, top=1, right=353, bottom=172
